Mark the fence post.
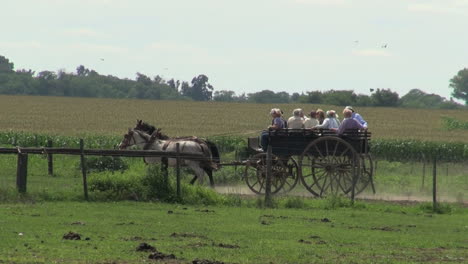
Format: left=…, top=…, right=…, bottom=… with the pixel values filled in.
left=176, top=143, right=181, bottom=199
left=432, top=155, right=437, bottom=211
left=47, top=139, right=53, bottom=176
left=264, top=145, right=273, bottom=208
left=80, top=139, right=88, bottom=200
left=16, top=153, right=28, bottom=193
left=421, top=157, right=426, bottom=190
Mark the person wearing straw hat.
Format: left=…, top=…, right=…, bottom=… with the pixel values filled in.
left=303, top=110, right=319, bottom=128
left=260, top=108, right=285, bottom=151
left=313, top=110, right=340, bottom=130
left=287, top=108, right=305, bottom=129
left=337, top=108, right=364, bottom=135
left=345, top=106, right=367, bottom=128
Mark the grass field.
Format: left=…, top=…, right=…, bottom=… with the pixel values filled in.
left=1, top=201, right=467, bottom=264
left=0, top=95, right=467, bottom=263
left=1, top=95, right=467, bottom=142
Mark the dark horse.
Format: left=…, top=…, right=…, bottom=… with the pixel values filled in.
left=134, top=120, right=220, bottom=187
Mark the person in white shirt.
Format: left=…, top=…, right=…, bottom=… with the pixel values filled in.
left=313, top=110, right=341, bottom=130
left=287, top=108, right=304, bottom=129
left=303, top=110, right=319, bottom=128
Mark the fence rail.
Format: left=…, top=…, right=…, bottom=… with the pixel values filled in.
left=0, top=147, right=204, bottom=159
left=0, top=144, right=204, bottom=199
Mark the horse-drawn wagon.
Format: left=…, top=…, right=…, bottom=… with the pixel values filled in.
left=122, top=120, right=375, bottom=197
left=243, top=129, right=375, bottom=197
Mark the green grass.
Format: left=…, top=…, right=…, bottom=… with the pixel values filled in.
left=0, top=201, right=467, bottom=263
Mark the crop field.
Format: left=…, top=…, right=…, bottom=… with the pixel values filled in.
left=1, top=95, right=468, bottom=142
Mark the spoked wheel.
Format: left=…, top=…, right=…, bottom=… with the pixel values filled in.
left=280, top=157, right=300, bottom=194
left=358, top=154, right=375, bottom=194
left=299, top=136, right=360, bottom=197
left=244, top=153, right=287, bottom=195
left=339, top=154, right=374, bottom=195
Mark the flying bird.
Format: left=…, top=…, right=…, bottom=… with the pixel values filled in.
left=381, top=44, right=388, bottom=48
left=100, top=58, right=105, bottom=61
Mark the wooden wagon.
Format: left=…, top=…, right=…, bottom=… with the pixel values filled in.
left=243, top=129, right=375, bottom=197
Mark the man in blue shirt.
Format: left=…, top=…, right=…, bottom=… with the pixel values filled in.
left=345, top=106, right=368, bottom=129
left=260, top=108, right=285, bottom=151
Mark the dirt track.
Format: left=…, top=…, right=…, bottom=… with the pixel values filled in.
left=214, top=185, right=467, bottom=205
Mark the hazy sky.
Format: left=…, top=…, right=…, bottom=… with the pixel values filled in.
left=1, top=0, right=467, bottom=101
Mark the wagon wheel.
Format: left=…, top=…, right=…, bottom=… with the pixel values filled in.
left=359, top=154, right=375, bottom=194
left=244, top=153, right=287, bottom=195
left=299, top=136, right=359, bottom=197
left=280, top=157, right=300, bottom=194
left=338, top=154, right=374, bottom=195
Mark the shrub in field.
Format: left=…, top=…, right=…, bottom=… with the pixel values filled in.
left=141, top=165, right=176, bottom=202
left=322, top=194, right=352, bottom=209
left=283, top=196, right=307, bottom=209
left=78, top=156, right=129, bottom=173
left=419, top=202, right=453, bottom=214
left=442, top=117, right=468, bottom=130
left=89, top=172, right=143, bottom=200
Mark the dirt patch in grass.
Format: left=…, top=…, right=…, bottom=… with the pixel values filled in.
left=170, top=232, right=207, bottom=239
left=123, top=236, right=156, bottom=241
left=371, top=226, right=400, bottom=232
left=215, top=242, right=240, bottom=249
left=62, top=231, right=81, bottom=240
left=192, top=259, right=225, bottom=264
left=195, top=209, right=215, bottom=213
left=136, top=242, right=156, bottom=252
left=148, top=250, right=176, bottom=260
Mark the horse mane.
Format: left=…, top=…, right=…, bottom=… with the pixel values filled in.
left=135, top=119, right=170, bottom=139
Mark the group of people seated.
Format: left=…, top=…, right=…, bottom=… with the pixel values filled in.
left=260, top=106, right=368, bottom=151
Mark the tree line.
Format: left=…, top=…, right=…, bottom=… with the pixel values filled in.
left=0, top=55, right=466, bottom=108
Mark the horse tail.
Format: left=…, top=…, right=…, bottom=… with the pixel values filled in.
left=205, top=140, right=220, bottom=165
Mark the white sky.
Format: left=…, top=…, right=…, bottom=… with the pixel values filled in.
left=1, top=0, right=468, bottom=101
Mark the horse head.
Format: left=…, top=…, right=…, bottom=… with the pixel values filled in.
left=119, top=129, right=150, bottom=149
left=135, top=119, right=156, bottom=135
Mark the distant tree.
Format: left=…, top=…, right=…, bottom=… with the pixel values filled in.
left=0, top=56, right=14, bottom=73
left=321, top=90, right=356, bottom=106
left=181, top=74, right=213, bottom=101
left=248, top=90, right=290, bottom=103
left=290, top=92, right=301, bottom=102
left=167, top=78, right=180, bottom=91
left=355, top=94, right=373, bottom=106
left=213, top=90, right=236, bottom=102
left=136, top=73, right=152, bottom=86
left=449, top=68, right=468, bottom=105
left=400, top=89, right=461, bottom=109
left=305, top=91, right=322, bottom=104
left=76, top=65, right=90, bottom=77
left=371, top=88, right=399, bottom=106
left=37, top=71, right=57, bottom=95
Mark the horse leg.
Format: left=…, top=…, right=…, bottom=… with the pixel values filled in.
left=187, top=161, right=205, bottom=185
left=203, top=167, right=215, bottom=188
left=189, top=175, right=198, bottom=185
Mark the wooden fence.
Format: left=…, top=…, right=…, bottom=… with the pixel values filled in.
left=0, top=140, right=204, bottom=200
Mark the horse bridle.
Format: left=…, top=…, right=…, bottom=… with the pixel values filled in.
left=120, top=130, right=147, bottom=149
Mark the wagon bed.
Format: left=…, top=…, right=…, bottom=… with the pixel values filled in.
left=244, top=129, right=374, bottom=197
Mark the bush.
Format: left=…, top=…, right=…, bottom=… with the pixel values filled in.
left=79, top=156, right=129, bottom=173
left=283, top=196, right=307, bottom=209
left=141, top=165, right=176, bottom=202
left=88, top=172, right=143, bottom=200
left=419, top=202, right=453, bottom=214
left=323, top=194, right=352, bottom=209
